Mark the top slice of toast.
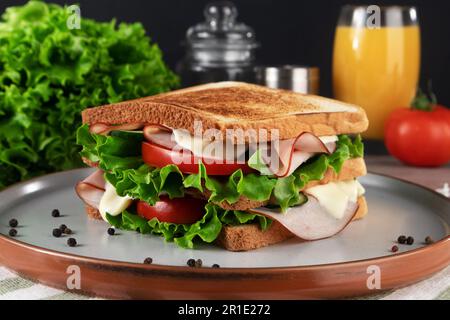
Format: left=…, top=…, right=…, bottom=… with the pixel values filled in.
left=82, top=82, right=368, bottom=140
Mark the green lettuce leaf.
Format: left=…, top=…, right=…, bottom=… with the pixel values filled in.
left=106, top=204, right=271, bottom=249
left=183, top=165, right=276, bottom=204
left=273, top=175, right=308, bottom=209
left=78, top=126, right=364, bottom=212
left=87, top=129, right=364, bottom=248
left=0, top=0, right=178, bottom=190
left=105, top=164, right=185, bottom=205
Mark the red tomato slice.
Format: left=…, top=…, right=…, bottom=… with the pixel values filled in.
left=136, top=196, right=206, bottom=224
left=141, top=141, right=254, bottom=175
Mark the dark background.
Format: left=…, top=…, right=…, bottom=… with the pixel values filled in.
left=3, top=0, right=449, bottom=155
left=1, top=0, right=450, bottom=105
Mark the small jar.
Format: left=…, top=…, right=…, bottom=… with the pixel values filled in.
left=177, top=1, right=259, bottom=87
left=255, top=65, right=320, bottom=94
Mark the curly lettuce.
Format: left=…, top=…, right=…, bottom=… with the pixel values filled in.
left=106, top=204, right=271, bottom=249
left=0, top=0, right=178, bottom=189
left=77, top=125, right=364, bottom=212
left=77, top=125, right=364, bottom=248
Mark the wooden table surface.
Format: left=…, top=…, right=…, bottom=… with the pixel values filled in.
left=366, top=155, right=450, bottom=192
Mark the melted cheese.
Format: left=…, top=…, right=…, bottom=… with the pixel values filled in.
left=319, top=135, right=338, bottom=144
left=173, top=129, right=337, bottom=168
left=172, top=129, right=246, bottom=160
left=172, top=129, right=206, bottom=156
left=305, top=180, right=365, bottom=219
left=99, top=181, right=133, bottom=221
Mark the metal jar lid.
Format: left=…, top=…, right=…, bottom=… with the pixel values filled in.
left=182, top=1, right=259, bottom=68
left=254, top=65, right=319, bottom=94
left=185, top=1, right=259, bottom=50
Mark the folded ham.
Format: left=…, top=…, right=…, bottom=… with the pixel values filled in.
left=90, top=123, right=144, bottom=135
left=75, top=170, right=105, bottom=209
left=140, top=125, right=337, bottom=177
left=89, top=124, right=337, bottom=178
left=261, top=132, right=336, bottom=177
left=249, top=196, right=359, bottom=240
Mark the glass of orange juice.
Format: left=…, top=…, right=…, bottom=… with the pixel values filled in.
left=333, top=5, right=420, bottom=139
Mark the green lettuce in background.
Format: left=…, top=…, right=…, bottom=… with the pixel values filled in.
left=0, top=0, right=178, bottom=189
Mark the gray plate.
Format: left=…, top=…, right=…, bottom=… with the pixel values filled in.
left=0, top=168, right=448, bottom=268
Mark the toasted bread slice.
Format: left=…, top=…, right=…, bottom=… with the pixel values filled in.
left=82, top=82, right=368, bottom=140
left=215, top=196, right=368, bottom=251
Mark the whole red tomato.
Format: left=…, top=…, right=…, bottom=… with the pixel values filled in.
left=385, top=105, right=450, bottom=167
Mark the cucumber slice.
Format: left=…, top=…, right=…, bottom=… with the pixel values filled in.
left=110, top=130, right=144, bottom=142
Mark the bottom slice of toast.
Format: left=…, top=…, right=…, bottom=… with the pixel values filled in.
left=216, top=196, right=367, bottom=251
left=84, top=196, right=367, bottom=251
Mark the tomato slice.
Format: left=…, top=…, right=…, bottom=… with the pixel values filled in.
left=142, top=141, right=254, bottom=175
left=136, top=196, right=206, bottom=224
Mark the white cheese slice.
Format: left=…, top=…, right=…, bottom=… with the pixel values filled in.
left=306, top=183, right=349, bottom=219
left=172, top=128, right=247, bottom=160
left=337, top=180, right=365, bottom=202
left=99, top=181, right=133, bottom=222
left=356, top=180, right=366, bottom=196
left=305, top=180, right=365, bottom=219
left=173, top=129, right=338, bottom=170
left=172, top=129, right=206, bottom=157
left=319, top=135, right=338, bottom=144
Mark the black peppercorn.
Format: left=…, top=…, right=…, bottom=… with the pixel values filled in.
left=397, top=235, right=407, bottom=244
left=64, top=228, right=72, bottom=235
left=406, top=236, right=414, bottom=245
left=8, top=229, right=17, bottom=237
left=195, top=259, right=203, bottom=268
left=8, top=219, right=18, bottom=228
left=425, top=236, right=434, bottom=245
left=59, top=224, right=67, bottom=232
left=212, top=264, right=220, bottom=268
left=107, top=228, right=115, bottom=236
left=67, top=238, right=77, bottom=247
left=51, top=209, right=60, bottom=217
left=143, top=257, right=153, bottom=264
left=391, top=245, right=399, bottom=253
left=187, top=259, right=196, bottom=267
left=52, top=228, right=62, bottom=237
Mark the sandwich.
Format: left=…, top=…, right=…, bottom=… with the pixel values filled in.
left=75, top=81, right=368, bottom=251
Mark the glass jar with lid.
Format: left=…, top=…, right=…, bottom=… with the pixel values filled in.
left=176, top=1, right=259, bottom=87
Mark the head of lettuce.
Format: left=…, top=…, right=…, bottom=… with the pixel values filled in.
left=0, top=0, right=178, bottom=189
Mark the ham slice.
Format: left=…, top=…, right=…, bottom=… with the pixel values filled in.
left=90, top=123, right=144, bottom=135
left=143, top=124, right=178, bottom=150
left=261, top=133, right=337, bottom=177
left=75, top=170, right=106, bottom=209
left=91, top=122, right=337, bottom=178
left=144, top=125, right=248, bottom=162
left=249, top=196, right=359, bottom=240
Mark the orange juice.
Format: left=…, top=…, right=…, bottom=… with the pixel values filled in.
left=333, top=26, right=420, bottom=139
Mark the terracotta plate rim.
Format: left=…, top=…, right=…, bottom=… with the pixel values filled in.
left=0, top=169, right=448, bottom=275
left=0, top=232, right=449, bottom=274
